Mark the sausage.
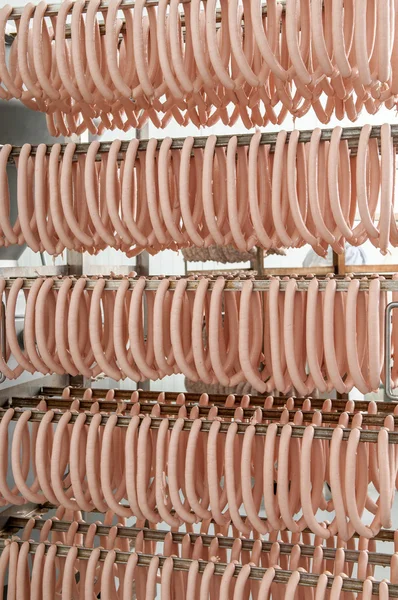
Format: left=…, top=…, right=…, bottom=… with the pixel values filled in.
left=283, top=278, right=309, bottom=395
left=379, top=123, right=393, bottom=254
left=170, top=278, right=199, bottom=381
left=202, top=136, right=225, bottom=246
left=85, top=0, right=114, bottom=104
left=34, top=144, right=59, bottom=254
left=121, top=139, right=148, bottom=247
left=0, top=145, right=19, bottom=245
left=125, top=414, right=146, bottom=521
left=345, top=278, right=370, bottom=393
left=50, top=411, right=78, bottom=511
left=6, top=278, right=35, bottom=373
left=239, top=280, right=267, bottom=392
left=16, top=144, right=41, bottom=252
left=300, top=425, right=331, bottom=538
left=185, top=418, right=211, bottom=520
left=68, top=412, right=93, bottom=512
left=106, top=139, right=133, bottom=246
left=345, top=427, right=374, bottom=538
left=168, top=417, right=196, bottom=524
left=145, top=138, right=168, bottom=246
left=60, top=143, right=93, bottom=248
left=0, top=280, right=19, bottom=379
left=263, top=422, right=283, bottom=531
left=99, top=414, right=130, bottom=519
left=85, top=411, right=109, bottom=513
left=135, top=415, right=160, bottom=523
left=271, top=131, right=293, bottom=247
left=85, top=142, right=117, bottom=247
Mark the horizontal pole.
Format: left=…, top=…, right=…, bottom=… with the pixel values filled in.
left=10, top=396, right=398, bottom=427
left=2, top=516, right=395, bottom=567
left=2, top=501, right=397, bottom=543
left=39, top=386, right=393, bottom=412
left=0, top=539, right=395, bottom=595
left=7, top=0, right=284, bottom=21
left=1, top=407, right=397, bottom=443
left=37, top=386, right=398, bottom=413
left=4, top=124, right=398, bottom=163
left=2, top=275, right=398, bottom=292
left=8, top=0, right=192, bottom=19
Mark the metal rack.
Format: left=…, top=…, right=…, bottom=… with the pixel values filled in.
left=1, top=406, right=396, bottom=443
left=19, top=385, right=398, bottom=412
left=7, top=0, right=285, bottom=20
left=7, top=395, right=398, bottom=427
left=0, top=387, right=397, bottom=593
left=0, top=538, right=395, bottom=595
left=4, top=124, right=398, bottom=161
left=2, top=274, right=398, bottom=291
left=0, top=515, right=395, bottom=565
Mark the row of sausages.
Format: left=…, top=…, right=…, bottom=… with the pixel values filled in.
left=6, top=499, right=385, bottom=591
left=0, top=523, right=386, bottom=600
left=0, top=274, right=390, bottom=394
left=1, top=124, right=396, bottom=256
left=1, top=0, right=397, bottom=134
left=1, top=399, right=396, bottom=539
left=0, top=274, right=391, bottom=394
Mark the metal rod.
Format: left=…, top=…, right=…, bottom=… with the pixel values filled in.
left=37, top=386, right=398, bottom=412
left=2, top=275, right=398, bottom=292
left=3, top=501, right=397, bottom=543
left=1, top=407, right=397, bottom=443
left=7, top=0, right=285, bottom=20
left=7, top=0, right=191, bottom=19
left=4, top=124, right=398, bottom=163
left=0, top=539, right=395, bottom=595
left=10, top=396, right=398, bottom=427
left=2, top=517, right=395, bottom=568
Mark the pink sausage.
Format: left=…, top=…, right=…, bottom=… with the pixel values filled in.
left=379, top=124, right=393, bottom=254
left=106, top=139, right=133, bottom=246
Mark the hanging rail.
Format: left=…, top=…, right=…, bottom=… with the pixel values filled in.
left=3, top=124, right=398, bottom=163
left=0, top=539, right=395, bottom=595
left=9, top=396, right=398, bottom=427
left=4, top=501, right=397, bottom=543
left=2, top=275, right=398, bottom=292
left=7, top=0, right=285, bottom=20
left=37, top=386, right=398, bottom=412
left=1, top=516, right=396, bottom=567
left=1, top=408, right=397, bottom=443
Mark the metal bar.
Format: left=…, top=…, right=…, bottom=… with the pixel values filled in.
left=38, top=386, right=398, bottom=412
left=4, top=124, right=398, bottom=162
left=0, top=539, right=395, bottom=595
left=9, top=396, right=398, bottom=426
left=2, top=275, right=398, bottom=292
left=261, top=266, right=333, bottom=276
left=4, top=501, right=397, bottom=543
left=7, top=0, right=191, bottom=19
left=2, top=517, right=395, bottom=567
left=385, top=302, right=398, bottom=401
left=1, top=407, right=397, bottom=442
left=7, top=0, right=284, bottom=21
